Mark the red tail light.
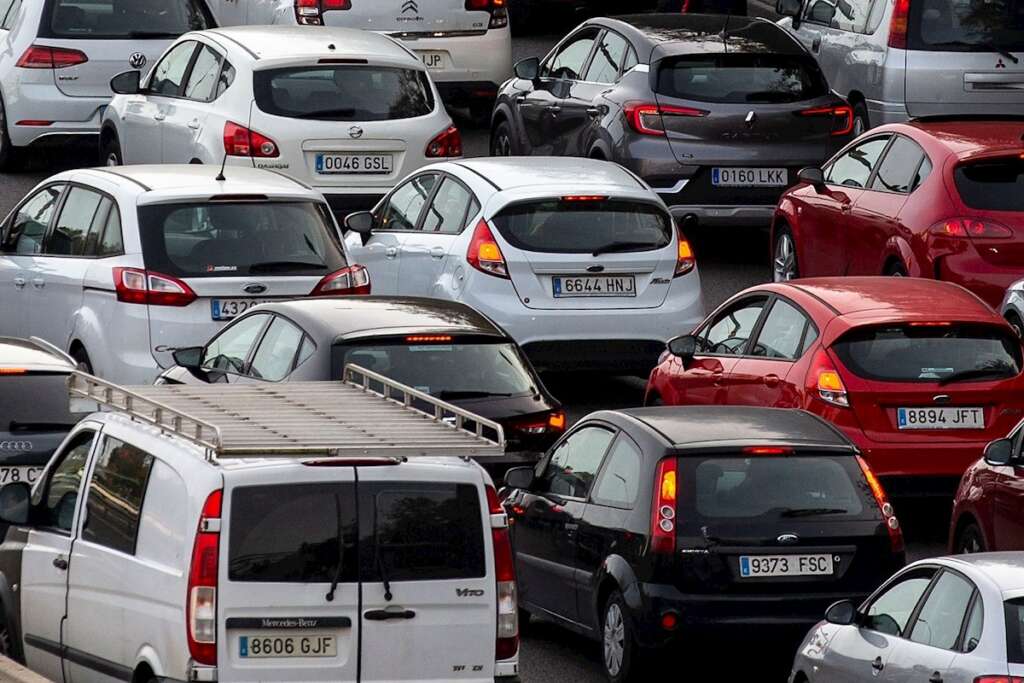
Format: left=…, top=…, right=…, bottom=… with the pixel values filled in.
left=624, top=102, right=708, bottom=137
left=113, top=267, right=197, bottom=307
left=674, top=224, right=696, bottom=277
left=511, top=410, right=566, bottom=435
left=425, top=126, right=462, bottom=158
left=743, top=446, right=795, bottom=455
left=857, top=456, right=904, bottom=553
left=223, top=121, right=279, bottom=158
left=889, top=0, right=911, bottom=48
left=799, top=104, right=854, bottom=136
left=975, top=677, right=1024, bottom=683
left=465, top=0, right=509, bottom=28
left=929, top=218, right=1014, bottom=239
left=16, top=45, right=88, bottom=69
left=486, top=484, right=519, bottom=661
left=310, top=264, right=371, bottom=296
left=467, top=219, right=508, bottom=278
left=651, top=458, right=677, bottom=555
left=808, top=349, right=849, bottom=407
left=294, top=0, right=351, bottom=24
left=187, top=490, right=222, bottom=667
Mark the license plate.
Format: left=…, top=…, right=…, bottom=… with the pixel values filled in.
left=239, top=634, right=336, bottom=658
left=417, top=50, right=449, bottom=70
left=739, top=554, right=834, bottom=578
left=898, top=406, right=985, bottom=430
left=712, top=167, right=787, bottom=187
left=315, top=153, right=393, bottom=175
left=0, top=467, right=42, bottom=485
left=552, top=275, right=636, bottom=298
left=211, top=299, right=274, bottom=321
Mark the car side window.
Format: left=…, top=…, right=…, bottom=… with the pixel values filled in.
left=591, top=434, right=642, bottom=508
left=871, top=136, right=927, bottom=194
left=831, top=0, right=873, bottom=31
left=45, top=186, right=105, bottom=256
left=913, top=157, right=933, bottom=191
left=804, top=0, right=837, bottom=24
left=377, top=174, right=438, bottom=231
left=584, top=31, right=629, bottom=84
left=81, top=437, right=155, bottom=556
left=909, top=571, right=975, bottom=650
left=465, top=197, right=481, bottom=230
left=620, top=45, right=638, bottom=74
left=80, top=197, right=112, bottom=257
left=865, top=568, right=936, bottom=636
left=36, top=431, right=94, bottom=533
left=97, top=204, right=124, bottom=257
left=699, top=297, right=768, bottom=356
left=826, top=137, right=891, bottom=189
left=217, top=60, right=235, bottom=98
left=421, top=178, right=473, bottom=235
left=544, top=30, right=598, bottom=80
left=750, top=299, right=812, bottom=360
left=149, top=41, right=198, bottom=97
left=184, top=45, right=222, bottom=102
left=248, top=316, right=306, bottom=382
left=542, top=426, right=615, bottom=499
left=962, top=595, right=983, bottom=652
left=1, top=0, right=20, bottom=30
left=2, top=185, right=64, bottom=255
left=202, top=313, right=269, bottom=375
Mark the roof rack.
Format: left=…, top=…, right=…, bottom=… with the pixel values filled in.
left=67, top=365, right=505, bottom=461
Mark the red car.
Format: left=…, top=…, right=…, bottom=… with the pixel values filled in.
left=771, top=119, right=1024, bottom=309
left=645, top=277, right=1024, bottom=496
left=948, top=433, right=1024, bottom=554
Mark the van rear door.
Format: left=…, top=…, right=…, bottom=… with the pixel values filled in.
left=322, top=0, right=489, bottom=33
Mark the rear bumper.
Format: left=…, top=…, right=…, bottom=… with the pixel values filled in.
left=837, top=425, right=988, bottom=487
left=666, top=204, right=776, bottom=228
left=522, top=340, right=667, bottom=373
left=5, top=85, right=107, bottom=148
left=437, top=81, right=500, bottom=106
left=390, top=27, right=512, bottom=91
left=938, top=254, right=1023, bottom=310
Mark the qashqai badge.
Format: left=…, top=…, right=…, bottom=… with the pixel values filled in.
left=349, top=126, right=364, bottom=139
left=129, top=52, right=147, bottom=69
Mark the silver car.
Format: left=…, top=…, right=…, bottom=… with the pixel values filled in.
left=791, top=553, right=1024, bottom=682
left=1000, top=278, right=1024, bottom=336
left=777, top=0, right=1024, bottom=133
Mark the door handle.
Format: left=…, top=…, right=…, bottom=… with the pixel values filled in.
left=364, top=607, right=416, bottom=621
left=12, top=277, right=25, bottom=289
left=586, top=106, right=602, bottom=118
left=187, top=119, right=201, bottom=130
left=871, top=657, right=884, bottom=672
left=31, top=277, right=44, bottom=289
left=153, top=112, right=166, bottom=121
left=385, top=247, right=398, bottom=259
left=53, top=557, right=68, bottom=571
left=841, top=203, right=852, bottom=213
left=712, top=371, right=724, bottom=385
left=514, top=95, right=526, bottom=104
left=764, top=374, right=780, bottom=388
left=545, top=105, right=561, bottom=114
left=928, top=672, right=943, bottom=683
left=429, top=246, right=446, bottom=259
left=812, top=36, right=822, bottom=52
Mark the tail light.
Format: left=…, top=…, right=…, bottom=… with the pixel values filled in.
left=426, top=126, right=462, bottom=158
left=975, top=678, right=1024, bottom=683
left=674, top=224, right=696, bottom=277
left=486, top=484, right=519, bottom=661
left=187, top=490, right=222, bottom=666
left=799, top=104, right=854, bottom=136
left=113, top=267, right=197, bottom=307
left=624, top=102, right=708, bottom=137
left=16, top=45, right=88, bottom=69
left=223, top=121, right=279, bottom=158
left=808, top=349, right=849, bottom=407
left=929, top=218, right=1013, bottom=239
left=650, top=458, right=677, bottom=555
left=743, top=446, right=795, bottom=455
left=465, top=0, right=509, bottom=29
left=294, top=0, right=351, bottom=24
left=888, top=0, right=911, bottom=48
left=857, top=456, right=904, bottom=553
left=310, top=264, right=371, bottom=296
left=467, top=220, right=508, bottom=278
left=512, top=410, right=566, bottom=435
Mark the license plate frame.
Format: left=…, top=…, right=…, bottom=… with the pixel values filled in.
left=417, top=50, right=449, bottom=70
left=239, top=634, right=336, bottom=659
left=711, top=167, right=788, bottom=187
left=739, top=554, right=834, bottom=578
left=897, top=406, right=985, bottom=430
left=211, top=299, right=276, bottom=321
left=315, top=153, right=394, bottom=175
left=0, top=466, right=43, bottom=485
left=552, top=275, right=637, bottom=298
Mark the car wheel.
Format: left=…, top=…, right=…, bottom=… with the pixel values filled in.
left=102, top=135, right=123, bottom=167
left=491, top=120, right=516, bottom=157
left=852, top=101, right=869, bottom=136
left=602, top=591, right=641, bottom=683
left=1007, top=312, right=1024, bottom=338
left=773, top=228, right=799, bottom=282
left=0, top=98, right=21, bottom=172
left=956, top=522, right=986, bottom=554
left=885, top=261, right=908, bottom=277
left=71, top=347, right=93, bottom=374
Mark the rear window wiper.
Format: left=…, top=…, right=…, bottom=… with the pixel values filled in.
left=937, top=365, right=1016, bottom=386
left=928, top=40, right=1020, bottom=63
left=591, top=241, right=660, bottom=257
left=249, top=260, right=328, bottom=273
left=437, top=390, right=515, bottom=400
left=326, top=493, right=345, bottom=603
left=126, top=31, right=182, bottom=38
left=778, top=507, right=848, bottom=517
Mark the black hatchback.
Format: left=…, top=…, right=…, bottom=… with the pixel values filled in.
left=502, top=406, right=906, bottom=682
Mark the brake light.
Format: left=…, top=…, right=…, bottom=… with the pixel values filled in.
left=799, top=104, right=854, bottom=136
left=223, top=121, right=279, bottom=158
left=548, top=410, right=566, bottom=432
left=561, top=195, right=608, bottom=202
left=512, top=410, right=566, bottom=435
left=467, top=220, right=508, bottom=278
left=16, top=45, right=88, bottom=69
left=187, top=490, right=221, bottom=667
left=405, top=335, right=453, bottom=343
left=651, top=458, right=677, bottom=555
left=309, top=264, right=371, bottom=296
left=809, top=349, right=849, bottom=407
left=465, top=0, right=508, bottom=28
left=975, top=677, right=1024, bottom=683
left=113, top=267, right=197, bottom=307
left=294, top=0, right=350, bottom=24
left=889, top=0, right=911, bottom=48
left=624, top=102, right=708, bottom=137
left=486, top=484, right=519, bottom=661
left=743, top=446, right=795, bottom=455
left=929, top=218, right=1013, bottom=239
left=675, top=226, right=696, bottom=277
left=857, top=456, right=904, bottom=553
left=426, top=126, right=462, bottom=158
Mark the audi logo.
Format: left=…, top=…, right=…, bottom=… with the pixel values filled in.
left=0, top=441, right=33, bottom=451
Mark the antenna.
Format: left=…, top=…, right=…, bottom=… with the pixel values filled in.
left=722, top=12, right=731, bottom=53
left=216, top=152, right=228, bottom=182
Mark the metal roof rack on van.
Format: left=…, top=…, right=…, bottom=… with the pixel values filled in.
left=67, top=365, right=505, bottom=461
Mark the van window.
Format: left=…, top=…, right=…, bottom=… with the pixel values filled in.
left=1005, top=597, right=1024, bottom=663
left=655, top=54, right=828, bottom=104
left=44, top=0, right=212, bottom=39
left=36, top=432, right=94, bottom=532
left=82, top=437, right=155, bottom=555
left=909, top=0, right=1024, bottom=52
left=955, top=158, right=1024, bottom=211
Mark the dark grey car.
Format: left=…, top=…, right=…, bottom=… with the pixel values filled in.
left=491, top=14, right=855, bottom=227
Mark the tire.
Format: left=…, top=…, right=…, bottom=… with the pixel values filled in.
left=885, top=261, right=908, bottom=277
left=955, top=522, right=986, bottom=554
left=101, top=134, right=123, bottom=167
left=1007, top=312, right=1024, bottom=338
left=491, top=119, right=517, bottom=157
left=71, top=347, right=93, bottom=375
left=602, top=591, right=641, bottom=683
left=852, top=101, right=869, bottom=136
left=772, top=227, right=799, bottom=282
left=0, top=98, right=21, bottom=172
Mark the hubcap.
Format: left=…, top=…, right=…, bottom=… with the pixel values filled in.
left=106, top=152, right=119, bottom=167
left=773, top=234, right=796, bottom=282
left=961, top=532, right=981, bottom=554
left=603, top=603, right=625, bottom=677
left=853, top=114, right=866, bottom=136
left=494, top=133, right=511, bottom=157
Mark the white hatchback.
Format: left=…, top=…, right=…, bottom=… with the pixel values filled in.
left=102, top=26, right=461, bottom=217
left=343, top=157, right=706, bottom=373
left=0, top=164, right=369, bottom=385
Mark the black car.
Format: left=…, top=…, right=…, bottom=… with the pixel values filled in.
left=502, top=406, right=906, bottom=682
left=157, top=296, right=564, bottom=476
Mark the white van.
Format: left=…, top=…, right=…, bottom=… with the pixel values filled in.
left=0, top=367, right=520, bottom=682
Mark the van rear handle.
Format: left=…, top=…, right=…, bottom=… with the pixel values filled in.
left=364, top=608, right=416, bottom=621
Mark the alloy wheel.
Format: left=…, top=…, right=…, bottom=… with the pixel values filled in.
left=853, top=115, right=867, bottom=137
left=773, top=233, right=797, bottom=282
left=106, top=152, right=119, bottom=167
left=494, top=133, right=512, bottom=157
left=603, top=603, right=625, bottom=677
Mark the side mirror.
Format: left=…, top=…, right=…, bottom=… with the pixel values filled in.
left=110, top=70, right=141, bottom=96
left=798, top=167, right=827, bottom=192
left=0, top=482, right=31, bottom=526
left=172, top=346, right=203, bottom=370
left=504, top=466, right=535, bottom=491
left=824, top=599, right=858, bottom=626
left=345, top=211, right=374, bottom=235
left=985, top=438, right=1015, bottom=466
left=514, top=57, right=540, bottom=81
left=667, top=335, right=697, bottom=363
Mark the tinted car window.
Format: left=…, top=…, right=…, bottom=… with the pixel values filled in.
left=217, top=61, right=235, bottom=98
left=584, top=31, right=629, bottom=83
left=909, top=0, right=1024, bottom=52
left=872, top=137, right=927, bottom=193
left=97, top=205, right=123, bottom=257
left=82, top=437, right=155, bottom=556
left=833, top=324, right=1022, bottom=383
left=914, top=156, right=933, bottom=191
left=832, top=0, right=874, bottom=30
left=866, top=569, right=936, bottom=636
left=229, top=483, right=358, bottom=583
left=46, top=0, right=211, bottom=38
left=591, top=435, right=641, bottom=508
left=46, top=187, right=104, bottom=256
left=3, top=186, right=63, bottom=255
left=910, top=571, right=975, bottom=650
left=543, top=426, right=615, bottom=499
left=202, top=314, right=270, bottom=375
left=378, top=175, right=438, bottom=231
left=963, top=597, right=983, bottom=652
left=655, top=54, right=828, bottom=104
left=827, top=137, right=890, bottom=188
left=545, top=32, right=597, bottom=80
left=955, top=158, right=1024, bottom=211
left=421, top=178, right=472, bottom=235
left=700, top=298, right=767, bottom=355
left=37, top=432, right=93, bottom=532
left=184, top=45, right=222, bottom=102
left=248, top=317, right=306, bottom=382
left=82, top=197, right=113, bottom=257
left=137, top=202, right=348, bottom=278
left=491, top=200, right=671, bottom=254
left=1005, top=598, right=1024, bottom=663
left=750, top=299, right=811, bottom=360
left=254, top=66, right=434, bottom=121
left=149, top=41, right=198, bottom=97
left=1, top=371, right=76, bottom=435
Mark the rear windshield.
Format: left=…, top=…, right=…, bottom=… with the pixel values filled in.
left=955, top=159, right=1024, bottom=211
left=137, top=201, right=349, bottom=278
left=334, top=339, right=537, bottom=399
left=655, top=54, right=828, bottom=104
left=1006, top=598, right=1024, bottom=663
left=909, top=0, right=1024, bottom=52
left=832, top=324, right=1022, bottom=383
left=687, top=455, right=868, bottom=520
left=490, top=200, right=672, bottom=254
left=1, top=373, right=76, bottom=435
left=44, top=0, right=212, bottom=39
left=253, top=66, right=434, bottom=121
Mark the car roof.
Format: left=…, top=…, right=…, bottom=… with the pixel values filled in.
left=0, top=337, right=74, bottom=372
left=778, top=277, right=996, bottom=318
left=608, top=406, right=855, bottom=452
left=934, top=553, right=1024, bottom=596
left=204, top=26, right=414, bottom=63
left=77, top=165, right=317, bottom=199
left=595, top=14, right=806, bottom=57
left=897, top=119, right=1024, bottom=160
left=452, top=157, right=646, bottom=192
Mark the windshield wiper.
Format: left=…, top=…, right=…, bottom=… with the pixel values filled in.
left=325, top=493, right=345, bottom=602
left=779, top=507, right=848, bottom=517
left=591, top=241, right=658, bottom=257
left=938, top=366, right=1015, bottom=386
left=929, top=40, right=1020, bottom=63
left=127, top=31, right=180, bottom=38
left=437, top=390, right=515, bottom=400
left=249, top=260, right=327, bottom=273
left=295, top=109, right=357, bottom=119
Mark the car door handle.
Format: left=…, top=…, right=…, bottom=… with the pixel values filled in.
left=429, top=246, right=446, bottom=259
left=841, top=203, right=852, bottom=213
left=586, top=106, right=602, bottom=118
left=12, top=277, right=25, bottom=289
left=545, top=105, right=561, bottom=114
left=871, top=657, right=884, bottom=672
left=153, top=112, right=166, bottom=121
left=364, top=607, right=416, bottom=621
left=712, top=371, right=724, bottom=385
left=764, top=374, right=780, bottom=387
left=187, top=119, right=201, bottom=130
left=515, top=95, right=526, bottom=104
left=929, top=672, right=942, bottom=683
left=812, top=36, right=822, bottom=52
left=53, top=557, right=68, bottom=571
left=385, top=247, right=398, bottom=258
left=31, top=277, right=44, bottom=289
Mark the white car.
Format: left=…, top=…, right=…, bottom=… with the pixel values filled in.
left=101, top=26, right=461, bottom=217
left=343, top=157, right=706, bottom=373
left=207, top=0, right=512, bottom=119
left=0, top=164, right=369, bottom=385
left=0, top=0, right=216, bottom=170
left=0, top=370, right=520, bottom=682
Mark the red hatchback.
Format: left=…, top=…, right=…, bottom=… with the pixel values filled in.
left=771, top=119, right=1024, bottom=309
left=645, top=277, right=1024, bottom=496
left=949, top=431, right=1024, bottom=554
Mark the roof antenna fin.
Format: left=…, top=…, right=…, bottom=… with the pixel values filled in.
left=216, top=151, right=229, bottom=182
